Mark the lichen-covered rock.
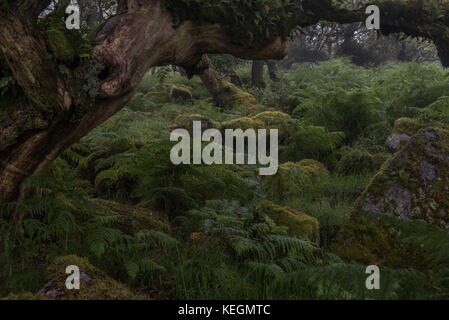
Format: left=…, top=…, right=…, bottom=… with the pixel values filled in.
left=394, top=117, right=428, bottom=136
left=385, top=133, right=411, bottom=152
left=337, top=127, right=449, bottom=266
left=94, top=199, right=171, bottom=234
left=33, top=255, right=148, bottom=300
left=355, top=127, right=449, bottom=228
left=258, top=201, right=320, bottom=243
left=336, top=149, right=374, bottom=175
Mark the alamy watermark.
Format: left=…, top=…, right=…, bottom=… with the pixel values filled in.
left=63, top=3, right=381, bottom=31
left=170, top=121, right=279, bottom=176
left=65, top=265, right=80, bottom=290
left=366, top=5, right=380, bottom=30
left=365, top=265, right=380, bottom=290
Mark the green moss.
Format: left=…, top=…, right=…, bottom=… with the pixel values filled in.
left=144, top=84, right=173, bottom=106
left=36, top=255, right=148, bottom=300
left=297, top=159, right=329, bottom=178
left=394, top=117, right=428, bottom=136
left=173, top=113, right=217, bottom=131
left=46, top=29, right=75, bottom=64
left=220, top=117, right=265, bottom=131
left=161, top=0, right=301, bottom=48
left=3, top=292, right=49, bottom=300
left=263, top=160, right=328, bottom=202
left=252, top=111, right=291, bottom=139
left=215, top=82, right=264, bottom=115
left=94, top=199, right=171, bottom=234
left=337, top=127, right=449, bottom=268
left=252, top=111, right=290, bottom=124
left=258, top=201, right=320, bottom=243
left=372, top=152, right=391, bottom=171
left=418, top=96, right=449, bottom=124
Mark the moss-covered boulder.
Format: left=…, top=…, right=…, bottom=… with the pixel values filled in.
left=35, top=255, right=147, bottom=300
left=385, top=133, right=411, bottom=152
left=219, top=111, right=290, bottom=137
left=252, top=111, right=292, bottom=140
left=337, top=127, right=449, bottom=266
left=394, top=117, right=428, bottom=136
left=258, top=201, right=320, bottom=243
left=220, top=117, right=265, bottom=131
left=355, top=127, right=449, bottom=227
left=94, top=199, right=170, bottom=234
left=297, top=159, right=330, bottom=178
left=264, top=160, right=328, bottom=202
left=252, top=111, right=290, bottom=125
left=172, top=113, right=216, bottom=132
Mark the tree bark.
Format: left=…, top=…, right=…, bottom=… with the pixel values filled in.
left=266, top=60, right=279, bottom=82
left=251, top=60, right=265, bottom=89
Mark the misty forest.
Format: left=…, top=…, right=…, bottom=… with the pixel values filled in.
left=3, top=0, right=449, bottom=300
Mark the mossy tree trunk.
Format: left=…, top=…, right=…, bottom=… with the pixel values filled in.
left=198, top=56, right=262, bottom=112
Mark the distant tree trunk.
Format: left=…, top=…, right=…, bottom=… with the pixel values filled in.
left=251, top=60, right=265, bottom=88
left=266, top=60, right=279, bottom=81
left=397, top=42, right=408, bottom=61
